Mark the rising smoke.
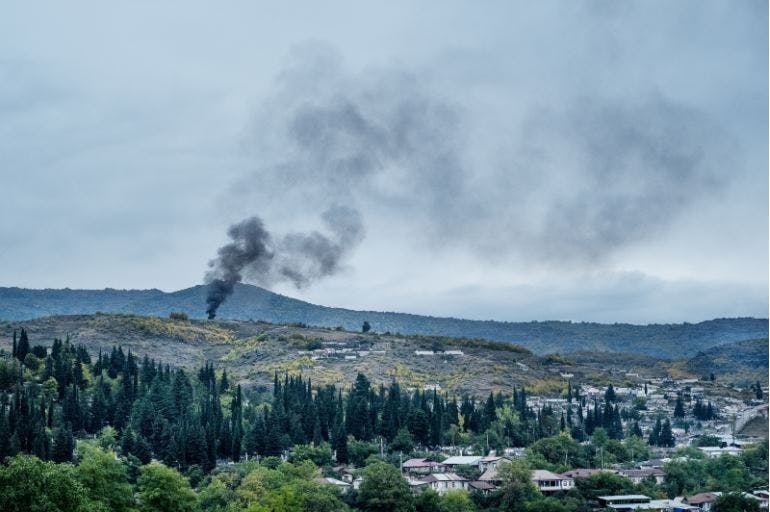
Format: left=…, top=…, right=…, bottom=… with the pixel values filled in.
left=207, top=45, right=734, bottom=315
left=204, top=206, right=363, bottom=319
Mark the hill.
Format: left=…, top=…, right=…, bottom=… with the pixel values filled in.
left=0, top=314, right=567, bottom=395
left=0, top=284, right=766, bottom=358
left=685, top=338, right=769, bottom=387
left=1, top=313, right=765, bottom=394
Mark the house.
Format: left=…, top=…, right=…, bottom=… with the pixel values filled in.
left=597, top=495, right=698, bottom=511
left=318, top=477, right=352, bottom=494
left=480, top=455, right=510, bottom=472
left=504, top=447, right=526, bottom=458
left=618, top=468, right=665, bottom=485
left=406, top=478, right=430, bottom=495
left=683, top=492, right=721, bottom=511
left=442, top=455, right=483, bottom=470
left=532, top=470, right=574, bottom=493
left=752, top=490, right=769, bottom=509
left=478, top=464, right=560, bottom=487
left=479, top=466, right=500, bottom=483
left=561, top=468, right=614, bottom=479
left=598, top=494, right=653, bottom=510
left=420, top=473, right=468, bottom=494
left=468, top=480, right=496, bottom=495
left=402, top=458, right=446, bottom=475
left=699, top=446, right=743, bottom=458
left=639, top=459, right=667, bottom=470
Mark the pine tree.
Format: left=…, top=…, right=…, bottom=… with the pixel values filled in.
left=51, top=422, right=74, bottom=462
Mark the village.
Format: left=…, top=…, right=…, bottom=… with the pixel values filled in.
left=312, top=372, right=769, bottom=512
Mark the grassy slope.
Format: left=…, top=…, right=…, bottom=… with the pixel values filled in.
left=0, top=313, right=685, bottom=396
left=1, top=285, right=767, bottom=358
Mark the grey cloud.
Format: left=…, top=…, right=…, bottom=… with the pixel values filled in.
left=238, top=48, right=734, bottom=267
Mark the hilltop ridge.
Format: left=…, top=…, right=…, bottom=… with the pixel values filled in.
left=0, top=284, right=766, bottom=358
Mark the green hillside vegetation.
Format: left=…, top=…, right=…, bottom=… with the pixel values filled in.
left=1, top=285, right=767, bottom=358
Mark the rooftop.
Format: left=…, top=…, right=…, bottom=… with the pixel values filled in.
left=442, top=456, right=482, bottom=465
left=533, top=470, right=572, bottom=481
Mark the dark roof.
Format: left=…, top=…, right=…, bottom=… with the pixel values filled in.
left=469, top=481, right=497, bottom=491
left=685, top=493, right=720, bottom=505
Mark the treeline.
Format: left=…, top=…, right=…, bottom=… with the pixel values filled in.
left=0, top=330, right=719, bottom=472
left=3, top=333, right=558, bottom=469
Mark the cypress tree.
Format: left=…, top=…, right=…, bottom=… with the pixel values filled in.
left=674, top=394, right=685, bottom=418
left=220, top=369, right=229, bottom=393
left=649, top=418, right=662, bottom=446
left=659, top=419, right=675, bottom=447
left=16, top=329, right=30, bottom=362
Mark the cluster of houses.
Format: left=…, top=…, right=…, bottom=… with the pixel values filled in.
left=398, top=455, right=668, bottom=496
left=387, top=456, right=767, bottom=512
left=321, top=457, right=767, bottom=512
left=526, top=374, right=768, bottom=452
left=597, top=490, right=769, bottom=511
left=414, top=350, right=465, bottom=356
left=297, top=340, right=385, bottom=361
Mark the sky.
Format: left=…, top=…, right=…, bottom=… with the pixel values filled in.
left=0, top=0, right=767, bottom=323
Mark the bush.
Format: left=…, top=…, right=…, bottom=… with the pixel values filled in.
left=169, top=312, right=189, bottom=321
left=306, top=339, right=324, bottom=351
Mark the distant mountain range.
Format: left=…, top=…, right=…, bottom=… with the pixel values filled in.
left=0, top=284, right=766, bottom=358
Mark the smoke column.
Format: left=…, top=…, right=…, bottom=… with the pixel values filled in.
left=204, top=206, right=363, bottom=319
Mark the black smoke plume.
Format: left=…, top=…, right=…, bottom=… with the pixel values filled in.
left=205, top=206, right=363, bottom=319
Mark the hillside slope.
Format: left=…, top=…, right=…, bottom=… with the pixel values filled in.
left=1, top=314, right=765, bottom=393
left=0, top=284, right=766, bottom=358
left=686, top=338, right=769, bottom=386
left=0, top=314, right=587, bottom=395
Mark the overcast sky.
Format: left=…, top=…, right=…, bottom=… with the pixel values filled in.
left=1, top=1, right=767, bottom=323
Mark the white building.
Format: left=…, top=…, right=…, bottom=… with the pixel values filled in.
left=532, top=470, right=574, bottom=493
left=419, top=473, right=468, bottom=494
left=699, top=446, right=743, bottom=458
